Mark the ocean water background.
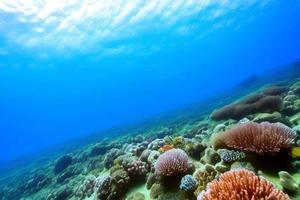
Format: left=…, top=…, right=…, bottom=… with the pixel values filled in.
left=0, top=1, right=300, bottom=165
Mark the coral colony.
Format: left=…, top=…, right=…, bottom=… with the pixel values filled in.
left=198, top=169, right=290, bottom=200
left=1, top=80, right=300, bottom=200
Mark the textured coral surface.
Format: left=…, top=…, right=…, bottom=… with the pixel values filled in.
left=155, top=149, right=189, bottom=176
left=214, top=122, right=296, bottom=154
left=198, top=169, right=290, bottom=200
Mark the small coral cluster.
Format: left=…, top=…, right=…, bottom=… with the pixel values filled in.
left=217, top=149, right=245, bottom=163
left=179, top=175, right=198, bottom=192
left=193, top=164, right=218, bottom=197
left=123, top=160, right=149, bottom=176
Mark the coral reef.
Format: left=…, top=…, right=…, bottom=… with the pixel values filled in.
left=110, top=166, right=131, bottom=197
left=54, top=155, right=73, bottom=174
left=214, top=162, right=230, bottom=173
left=104, top=148, right=123, bottom=168
left=139, top=149, right=152, bottom=162
left=211, top=93, right=283, bottom=121
left=155, top=149, right=190, bottom=176
left=94, top=175, right=112, bottom=200
left=213, top=121, right=296, bottom=154
left=193, top=164, right=218, bottom=196
left=279, top=171, right=299, bottom=192
left=56, top=166, right=80, bottom=183
left=148, top=139, right=165, bottom=150
left=90, top=144, right=109, bottom=157
left=200, top=148, right=220, bottom=165
left=17, top=173, right=51, bottom=196
left=180, top=174, right=198, bottom=192
left=198, top=169, right=290, bottom=200
left=86, top=157, right=104, bottom=173
left=170, top=136, right=186, bottom=149
left=185, top=142, right=206, bottom=160
left=47, top=186, right=73, bottom=200
left=230, top=161, right=255, bottom=172
left=123, top=160, right=149, bottom=176
left=262, top=86, right=287, bottom=96
left=217, top=149, right=245, bottom=163
left=75, top=174, right=96, bottom=199
left=147, top=150, right=160, bottom=164
left=253, top=111, right=284, bottom=123
left=2, top=79, right=300, bottom=200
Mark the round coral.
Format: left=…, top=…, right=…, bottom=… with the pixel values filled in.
left=155, top=149, right=189, bottom=176
left=180, top=175, right=198, bottom=191
left=213, top=122, right=296, bottom=154
left=198, top=169, right=290, bottom=200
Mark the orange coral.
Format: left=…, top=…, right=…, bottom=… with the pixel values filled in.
left=198, top=169, right=290, bottom=200
left=159, top=144, right=174, bottom=152
left=213, top=122, right=296, bottom=154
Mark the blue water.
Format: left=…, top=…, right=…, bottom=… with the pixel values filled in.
left=0, top=1, right=300, bottom=163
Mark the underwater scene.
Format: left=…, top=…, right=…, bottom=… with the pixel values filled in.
left=1, top=1, right=300, bottom=200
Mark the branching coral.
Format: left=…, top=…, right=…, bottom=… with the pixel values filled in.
left=193, top=164, right=218, bottom=196
left=155, top=149, right=189, bottom=176
left=198, top=169, right=290, bottom=200
left=213, top=122, right=296, bottom=154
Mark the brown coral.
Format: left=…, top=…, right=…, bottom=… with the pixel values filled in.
left=213, top=122, right=296, bottom=155
left=211, top=94, right=283, bottom=121
left=198, top=169, right=290, bottom=200
left=262, top=86, right=287, bottom=96
left=193, top=164, right=218, bottom=196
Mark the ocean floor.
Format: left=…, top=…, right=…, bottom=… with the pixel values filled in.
left=1, top=77, right=300, bottom=200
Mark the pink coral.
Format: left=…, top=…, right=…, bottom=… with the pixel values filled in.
left=198, top=169, right=290, bottom=200
left=155, top=149, right=189, bottom=176
left=125, top=160, right=149, bottom=176
left=213, top=122, right=296, bottom=154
